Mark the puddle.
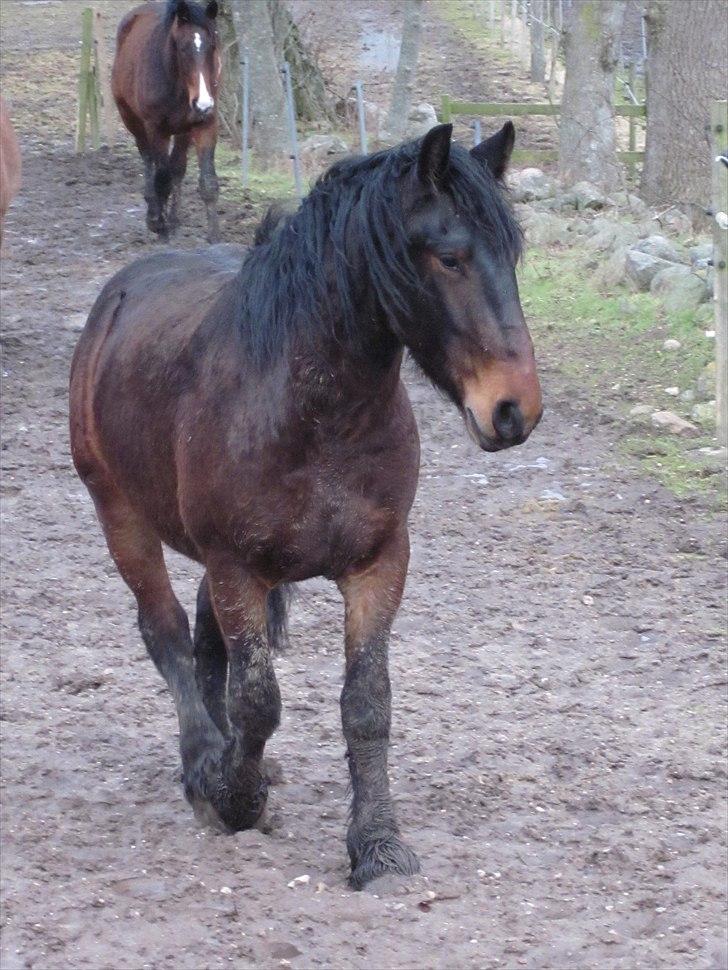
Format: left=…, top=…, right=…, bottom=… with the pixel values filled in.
left=359, top=29, right=400, bottom=71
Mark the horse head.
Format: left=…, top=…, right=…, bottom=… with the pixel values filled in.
left=166, top=0, right=220, bottom=120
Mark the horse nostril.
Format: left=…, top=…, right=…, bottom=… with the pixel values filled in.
left=492, top=399, right=524, bottom=442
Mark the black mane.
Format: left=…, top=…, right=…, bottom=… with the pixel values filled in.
left=231, top=137, right=523, bottom=368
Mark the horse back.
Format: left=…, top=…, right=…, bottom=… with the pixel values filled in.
left=111, top=3, right=161, bottom=114
left=69, top=246, right=245, bottom=534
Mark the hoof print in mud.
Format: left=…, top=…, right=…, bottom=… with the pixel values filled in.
left=348, top=836, right=421, bottom=891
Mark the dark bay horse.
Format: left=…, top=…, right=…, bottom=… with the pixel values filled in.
left=69, top=124, right=543, bottom=889
left=112, top=0, right=221, bottom=241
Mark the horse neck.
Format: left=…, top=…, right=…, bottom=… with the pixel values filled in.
left=155, top=24, right=185, bottom=102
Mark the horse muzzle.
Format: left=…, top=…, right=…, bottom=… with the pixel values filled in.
left=462, top=355, right=543, bottom=452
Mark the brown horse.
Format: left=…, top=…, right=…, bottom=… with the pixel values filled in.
left=0, top=96, right=22, bottom=245
left=111, top=0, right=221, bottom=241
left=69, top=124, right=543, bottom=888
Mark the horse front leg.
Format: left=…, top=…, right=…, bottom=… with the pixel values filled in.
left=337, top=528, right=420, bottom=889
left=143, top=132, right=171, bottom=240
left=192, top=122, right=220, bottom=243
left=167, top=133, right=190, bottom=236
left=205, top=555, right=281, bottom=830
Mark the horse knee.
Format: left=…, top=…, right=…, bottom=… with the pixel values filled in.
left=198, top=174, right=219, bottom=204
left=227, top=655, right=281, bottom=750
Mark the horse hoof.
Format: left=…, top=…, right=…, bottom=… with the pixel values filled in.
left=348, top=835, right=420, bottom=890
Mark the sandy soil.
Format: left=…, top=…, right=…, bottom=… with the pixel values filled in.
left=1, top=2, right=727, bottom=969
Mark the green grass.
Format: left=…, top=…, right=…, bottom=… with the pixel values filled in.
left=436, top=0, right=513, bottom=65
left=519, top=249, right=723, bottom=504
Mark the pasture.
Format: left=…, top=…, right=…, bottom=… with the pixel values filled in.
left=1, top=2, right=726, bottom=968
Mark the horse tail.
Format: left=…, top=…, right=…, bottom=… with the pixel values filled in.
left=266, top=584, right=293, bottom=653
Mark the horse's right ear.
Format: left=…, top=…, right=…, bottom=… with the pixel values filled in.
left=417, top=124, right=453, bottom=188
left=205, top=0, right=219, bottom=18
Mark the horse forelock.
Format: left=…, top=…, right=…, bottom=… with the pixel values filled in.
left=230, top=137, right=523, bottom=369
left=164, top=0, right=216, bottom=31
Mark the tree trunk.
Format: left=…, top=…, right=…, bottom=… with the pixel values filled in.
left=231, top=0, right=288, bottom=161
left=558, top=0, right=626, bottom=190
left=530, top=0, right=546, bottom=83
left=215, top=0, right=242, bottom=140
left=268, top=0, right=333, bottom=123
left=640, top=0, right=728, bottom=211
left=385, top=0, right=424, bottom=141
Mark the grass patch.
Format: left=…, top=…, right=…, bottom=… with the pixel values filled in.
left=436, top=1, right=513, bottom=65
left=519, top=248, right=722, bottom=503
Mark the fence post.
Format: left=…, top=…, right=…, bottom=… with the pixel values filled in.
left=240, top=52, right=250, bottom=188
left=354, top=80, right=368, bottom=154
left=281, top=61, right=303, bottom=201
left=711, top=100, right=728, bottom=449
left=92, top=8, right=114, bottom=146
left=441, top=95, right=452, bottom=124
left=75, top=7, right=93, bottom=153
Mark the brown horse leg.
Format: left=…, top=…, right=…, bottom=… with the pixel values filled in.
left=144, top=131, right=172, bottom=240
left=205, top=555, right=281, bottom=830
left=193, top=574, right=229, bottom=737
left=191, top=124, right=220, bottom=243
left=168, top=133, right=190, bottom=235
left=92, top=489, right=226, bottom=825
left=337, top=529, right=420, bottom=889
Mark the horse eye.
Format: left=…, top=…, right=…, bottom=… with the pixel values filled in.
left=439, top=254, right=461, bottom=271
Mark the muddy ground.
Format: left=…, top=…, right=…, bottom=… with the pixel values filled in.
left=1, top=2, right=727, bottom=969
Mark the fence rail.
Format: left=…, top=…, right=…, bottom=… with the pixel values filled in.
left=440, top=95, right=646, bottom=168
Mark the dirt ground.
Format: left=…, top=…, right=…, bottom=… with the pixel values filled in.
left=1, top=2, right=727, bottom=969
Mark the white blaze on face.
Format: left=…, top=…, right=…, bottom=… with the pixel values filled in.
left=197, top=71, right=214, bottom=111
left=193, top=31, right=202, bottom=51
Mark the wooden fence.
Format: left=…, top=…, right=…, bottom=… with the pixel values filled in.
left=440, top=96, right=646, bottom=173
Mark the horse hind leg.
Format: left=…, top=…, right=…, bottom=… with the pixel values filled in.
left=91, top=487, right=226, bottom=826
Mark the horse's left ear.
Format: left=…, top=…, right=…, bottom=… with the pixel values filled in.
left=417, top=124, right=453, bottom=188
left=205, top=0, right=219, bottom=18
left=471, top=121, right=516, bottom=180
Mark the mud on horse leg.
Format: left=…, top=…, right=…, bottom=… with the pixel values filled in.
left=143, top=133, right=172, bottom=240
left=337, top=529, right=420, bottom=889
left=167, top=133, right=190, bottom=236
left=205, top=555, right=281, bottom=830
left=192, top=124, right=220, bottom=243
left=193, top=573, right=229, bottom=737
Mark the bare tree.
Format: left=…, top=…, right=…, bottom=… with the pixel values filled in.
left=268, top=0, right=333, bottom=123
left=640, top=0, right=728, bottom=210
left=385, top=0, right=424, bottom=141
left=530, top=0, right=546, bottom=83
left=230, top=0, right=288, bottom=161
left=558, top=0, right=626, bottom=189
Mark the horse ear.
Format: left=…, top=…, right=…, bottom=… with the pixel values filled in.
left=417, top=124, right=453, bottom=188
left=471, top=121, right=515, bottom=180
left=206, top=0, right=219, bottom=18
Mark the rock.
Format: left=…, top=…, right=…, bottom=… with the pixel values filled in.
left=691, top=400, right=716, bottom=426
left=583, top=218, right=640, bottom=254
left=695, top=361, right=716, bottom=401
left=567, top=181, right=611, bottom=210
left=651, top=410, right=700, bottom=436
left=405, top=102, right=438, bottom=138
left=650, top=265, right=710, bottom=313
left=299, top=135, right=349, bottom=167
left=664, top=386, right=680, bottom=396
left=624, top=249, right=673, bottom=290
left=523, top=210, right=570, bottom=246
left=629, top=404, right=653, bottom=416
left=688, top=241, right=713, bottom=264
left=633, top=234, right=688, bottom=264
left=65, top=312, right=87, bottom=332
left=679, top=389, right=695, bottom=402
left=658, top=208, right=693, bottom=235
left=611, top=190, right=649, bottom=216
left=663, top=338, right=681, bottom=350
left=593, top=244, right=631, bottom=288
left=508, top=167, right=555, bottom=203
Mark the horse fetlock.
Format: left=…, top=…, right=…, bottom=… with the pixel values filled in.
left=198, top=176, right=219, bottom=203
left=347, top=829, right=420, bottom=890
